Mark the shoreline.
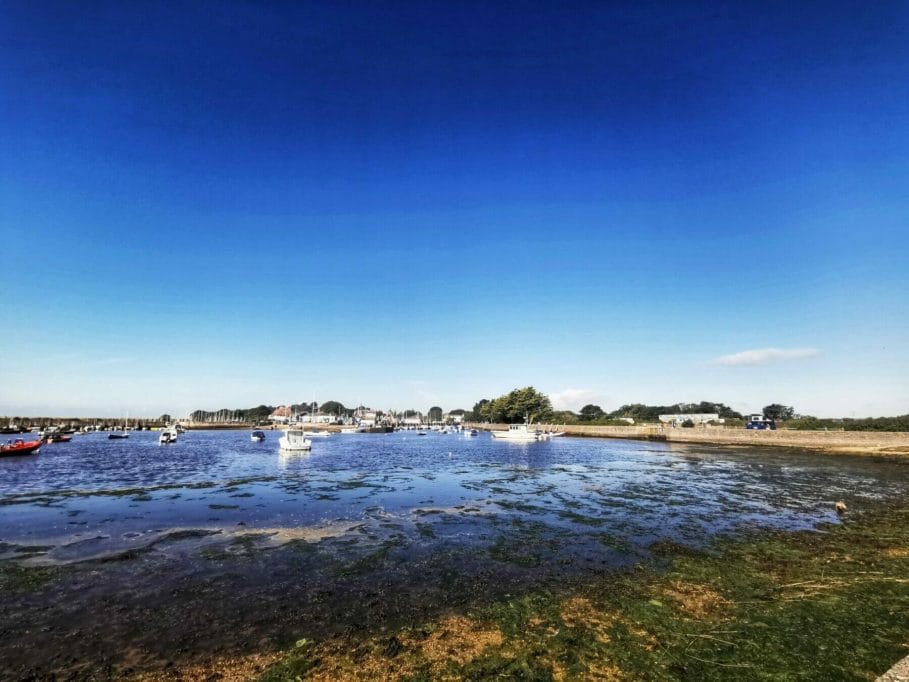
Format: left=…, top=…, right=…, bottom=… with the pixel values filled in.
left=473, top=423, right=909, bottom=456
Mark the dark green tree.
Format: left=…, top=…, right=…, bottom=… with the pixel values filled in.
left=319, top=400, right=346, bottom=416
left=763, top=404, right=795, bottom=421
left=579, top=404, right=605, bottom=421
left=428, top=406, right=443, bottom=422
left=484, top=387, right=552, bottom=423
left=470, top=399, right=491, bottom=422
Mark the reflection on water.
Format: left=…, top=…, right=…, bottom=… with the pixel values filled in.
left=2, top=430, right=909, bottom=564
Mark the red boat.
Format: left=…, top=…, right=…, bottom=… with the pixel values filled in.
left=0, top=438, right=42, bottom=456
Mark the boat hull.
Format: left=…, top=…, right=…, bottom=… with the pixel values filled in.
left=491, top=433, right=539, bottom=441
left=0, top=439, right=42, bottom=456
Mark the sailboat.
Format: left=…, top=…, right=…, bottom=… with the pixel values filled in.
left=305, top=397, right=332, bottom=437
left=108, top=414, right=130, bottom=439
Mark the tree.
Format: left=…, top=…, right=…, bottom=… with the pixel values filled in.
left=579, top=404, right=605, bottom=421
left=319, top=400, right=346, bottom=416
left=480, top=387, right=552, bottom=424
left=428, top=406, right=443, bottom=422
left=470, top=399, right=491, bottom=422
left=763, top=404, right=795, bottom=421
left=158, top=414, right=172, bottom=423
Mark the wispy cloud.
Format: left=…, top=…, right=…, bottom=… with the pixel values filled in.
left=549, top=388, right=600, bottom=411
left=710, top=348, right=820, bottom=367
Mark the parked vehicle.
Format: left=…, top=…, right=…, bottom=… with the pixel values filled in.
left=746, top=414, right=776, bottom=430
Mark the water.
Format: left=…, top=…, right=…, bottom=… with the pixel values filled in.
left=3, top=429, right=909, bottom=564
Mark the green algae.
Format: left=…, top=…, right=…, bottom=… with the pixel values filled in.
left=336, top=536, right=408, bottom=577
left=0, top=562, right=62, bottom=593
left=260, top=505, right=909, bottom=681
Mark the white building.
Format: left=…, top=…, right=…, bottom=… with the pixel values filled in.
left=270, top=406, right=292, bottom=424
left=658, top=413, right=721, bottom=426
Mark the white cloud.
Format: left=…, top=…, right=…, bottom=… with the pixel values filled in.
left=710, top=347, right=821, bottom=367
left=549, top=388, right=601, bottom=412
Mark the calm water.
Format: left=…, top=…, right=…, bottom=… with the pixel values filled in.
left=7, top=431, right=909, bottom=563
left=3, top=430, right=909, bottom=566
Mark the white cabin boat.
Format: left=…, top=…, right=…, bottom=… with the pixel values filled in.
left=491, top=423, right=540, bottom=442
left=159, top=427, right=178, bottom=444
left=279, top=428, right=312, bottom=451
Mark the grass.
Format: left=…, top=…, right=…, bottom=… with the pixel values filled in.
left=259, top=505, right=909, bottom=681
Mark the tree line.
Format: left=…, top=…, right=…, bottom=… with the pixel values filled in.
left=183, top=394, right=907, bottom=431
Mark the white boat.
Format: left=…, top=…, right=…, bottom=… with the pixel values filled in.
left=491, top=423, right=540, bottom=442
left=339, top=427, right=359, bottom=434
left=464, top=428, right=479, bottom=437
left=305, top=429, right=332, bottom=438
left=251, top=430, right=266, bottom=442
left=159, top=427, right=178, bottom=444
left=279, top=428, right=312, bottom=451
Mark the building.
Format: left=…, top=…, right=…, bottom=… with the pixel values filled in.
left=270, top=406, right=292, bottom=424
left=302, top=411, right=336, bottom=424
left=658, top=413, right=721, bottom=426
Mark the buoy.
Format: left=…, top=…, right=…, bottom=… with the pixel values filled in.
left=835, top=501, right=847, bottom=514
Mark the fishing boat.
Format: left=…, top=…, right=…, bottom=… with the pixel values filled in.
left=251, top=430, right=266, bottom=442
left=278, top=428, right=312, bottom=451
left=159, top=427, right=178, bottom=444
left=362, top=425, right=394, bottom=433
left=1, top=438, right=42, bottom=456
left=491, top=422, right=540, bottom=442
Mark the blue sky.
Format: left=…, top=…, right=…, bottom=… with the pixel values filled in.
left=1, top=1, right=907, bottom=418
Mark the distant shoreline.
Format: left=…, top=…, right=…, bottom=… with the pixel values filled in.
left=475, top=423, right=909, bottom=456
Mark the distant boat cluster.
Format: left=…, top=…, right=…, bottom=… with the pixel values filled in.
left=1, top=414, right=563, bottom=459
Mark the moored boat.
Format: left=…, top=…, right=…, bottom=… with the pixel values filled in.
left=491, top=422, right=540, bottom=442
left=1, top=438, right=42, bottom=456
left=251, top=430, right=266, bottom=442
left=279, top=428, right=312, bottom=451
left=44, top=433, right=72, bottom=443
left=362, top=425, right=394, bottom=433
